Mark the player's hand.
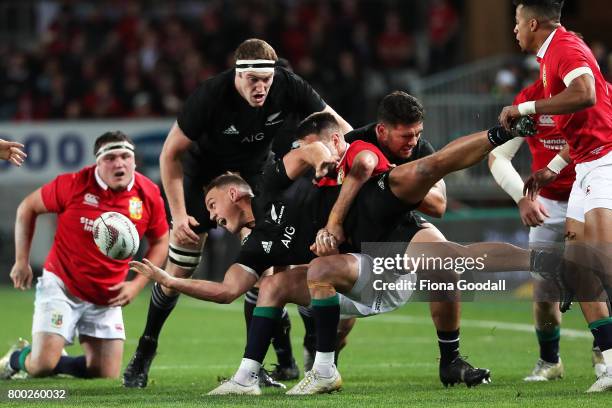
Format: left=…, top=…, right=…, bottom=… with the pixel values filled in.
left=523, top=168, right=558, bottom=201
left=314, top=159, right=339, bottom=180
left=171, top=214, right=200, bottom=246
left=325, top=223, right=346, bottom=247
left=499, top=105, right=521, bottom=130
left=518, top=197, right=550, bottom=227
left=0, top=139, right=27, bottom=167
left=10, top=262, right=33, bottom=290
left=129, top=259, right=173, bottom=286
left=108, top=280, right=141, bottom=307
left=310, top=228, right=340, bottom=257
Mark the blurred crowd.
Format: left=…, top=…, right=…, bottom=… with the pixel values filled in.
left=492, top=41, right=612, bottom=98
left=0, top=0, right=462, bottom=126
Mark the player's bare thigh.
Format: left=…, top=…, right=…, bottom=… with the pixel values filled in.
left=308, top=255, right=360, bottom=294
left=257, top=266, right=311, bottom=307
left=79, top=335, right=123, bottom=378
left=25, top=332, right=66, bottom=377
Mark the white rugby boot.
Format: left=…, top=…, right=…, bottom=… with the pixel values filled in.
left=286, top=366, right=342, bottom=395
left=523, top=358, right=564, bottom=382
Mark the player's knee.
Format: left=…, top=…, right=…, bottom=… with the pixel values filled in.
left=26, top=355, right=58, bottom=378
left=307, top=257, right=334, bottom=282
left=258, top=275, right=288, bottom=305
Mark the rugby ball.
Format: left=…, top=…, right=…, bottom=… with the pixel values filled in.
left=92, top=212, right=139, bottom=260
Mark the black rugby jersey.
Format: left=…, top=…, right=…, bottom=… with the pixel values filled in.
left=345, top=123, right=435, bottom=165
left=235, top=161, right=418, bottom=276
left=177, top=67, right=326, bottom=175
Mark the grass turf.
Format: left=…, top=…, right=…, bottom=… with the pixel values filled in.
left=0, top=285, right=610, bottom=407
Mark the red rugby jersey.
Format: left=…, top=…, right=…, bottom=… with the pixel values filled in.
left=538, top=26, right=612, bottom=164
left=41, top=165, right=168, bottom=305
left=317, top=140, right=392, bottom=187
left=515, top=80, right=575, bottom=201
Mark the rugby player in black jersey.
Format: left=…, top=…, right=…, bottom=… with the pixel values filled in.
left=122, top=38, right=352, bottom=388
left=312, top=93, right=479, bottom=389
left=129, top=114, right=551, bottom=395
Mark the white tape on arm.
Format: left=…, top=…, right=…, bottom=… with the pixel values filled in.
left=490, top=137, right=525, bottom=203
left=547, top=154, right=569, bottom=174
left=563, top=66, right=594, bottom=87
left=518, top=101, right=537, bottom=116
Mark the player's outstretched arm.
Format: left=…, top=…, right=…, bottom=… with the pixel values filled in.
left=130, top=260, right=257, bottom=304
left=160, top=122, right=200, bottom=245
left=499, top=74, right=596, bottom=129
left=11, top=189, right=49, bottom=290
left=0, top=139, right=27, bottom=166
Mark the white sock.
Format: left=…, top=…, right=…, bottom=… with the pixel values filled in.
left=312, top=351, right=335, bottom=378
left=603, top=349, right=612, bottom=367
left=233, top=358, right=261, bottom=386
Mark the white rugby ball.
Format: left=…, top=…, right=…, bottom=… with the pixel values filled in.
left=93, top=212, right=139, bottom=260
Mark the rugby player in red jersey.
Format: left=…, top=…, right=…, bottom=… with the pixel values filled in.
left=491, top=79, right=605, bottom=380
left=499, top=0, right=612, bottom=392
left=1, top=131, right=169, bottom=380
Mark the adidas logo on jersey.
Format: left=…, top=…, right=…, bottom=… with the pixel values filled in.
left=223, top=125, right=239, bottom=135
left=261, top=241, right=273, bottom=253
left=265, top=111, right=283, bottom=126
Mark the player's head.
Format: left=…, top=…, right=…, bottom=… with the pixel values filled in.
left=94, top=131, right=136, bottom=191
left=204, top=172, right=254, bottom=234
left=376, top=91, right=424, bottom=160
left=296, top=111, right=347, bottom=160
left=234, top=38, right=278, bottom=107
left=513, top=0, right=564, bottom=53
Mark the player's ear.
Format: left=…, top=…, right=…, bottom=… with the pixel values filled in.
left=529, top=18, right=538, bottom=32
left=375, top=123, right=386, bottom=138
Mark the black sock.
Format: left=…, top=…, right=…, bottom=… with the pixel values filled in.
left=53, top=355, right=89, bottom=378
left=142, top=283, right=179, bottom=341
left=298, top=305, right=316, bottom=352
left=312, top=295, right=340, bottom=353
left=438, top=329, right=460, bottom=366
left=244, top=288, right=258, bottom=340
left=272, top=309, right=294, bottom=367
left=536, top=327, right=560, bottom=364
left=244, top=307, right=282, bottom=364
left=590, top=318, right=612, bottom=354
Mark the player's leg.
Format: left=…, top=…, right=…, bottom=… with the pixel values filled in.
left=246, top=267, right=298, bottom=382
left=209, top=267, right=310, bottom=395
left=524, top=199, right=566, bottom=381
left=2, top=271, right=91, bottom=379
left=124, top=172, right=209, bottom=388
left=79, top=336, right=123, bottom=378
left=582, top=207, right=612, bottom=392
left=409, top=226, right=491, bottom=388
left=286, top=255, right=357, bottom=395
left=388, top=129, right=505, bottom=207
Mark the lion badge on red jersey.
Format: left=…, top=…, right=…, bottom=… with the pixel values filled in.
left=129, top=197, right=143, bottom=220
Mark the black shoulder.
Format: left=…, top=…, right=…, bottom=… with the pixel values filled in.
left=345, top=123, right=377, bottom=145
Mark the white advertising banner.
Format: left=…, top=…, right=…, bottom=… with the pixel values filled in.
left=0, top=119, right=173, bottom=185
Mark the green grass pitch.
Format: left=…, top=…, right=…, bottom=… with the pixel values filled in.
left=0, top=286, right=610, bottom=407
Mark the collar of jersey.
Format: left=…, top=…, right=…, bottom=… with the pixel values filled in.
left=95, top=166, right=135, bottom=192
left=536, top=27, right=559, bottom=60
left=339, top=142, right=351, bottom=166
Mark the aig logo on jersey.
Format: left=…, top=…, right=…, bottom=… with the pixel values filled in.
left=129, top=197, right=143, bottom=220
